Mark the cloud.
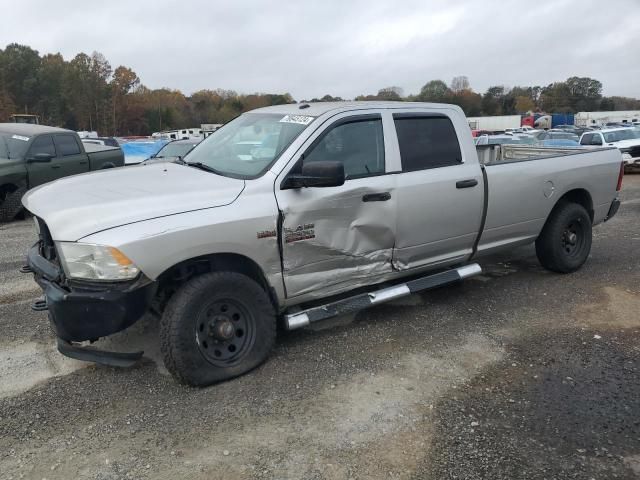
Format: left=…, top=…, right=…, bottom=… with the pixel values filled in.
left=3, top=0, right=639, bottom=100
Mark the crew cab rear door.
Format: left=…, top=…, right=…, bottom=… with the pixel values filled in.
left=390, top=110, right=484, bottom=270
left=275, top=110, right=398, bottom=299
left=52, top=134, right=90, bottom=176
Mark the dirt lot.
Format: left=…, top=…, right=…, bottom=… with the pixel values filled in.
left=1, top=176, right=639, bottom=480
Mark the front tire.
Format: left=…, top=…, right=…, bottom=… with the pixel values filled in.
left=0, top=186, right=26, bottom=223
left=535, top=202, right=592, bottom=273
left=160, top=272, right=276, bottom=386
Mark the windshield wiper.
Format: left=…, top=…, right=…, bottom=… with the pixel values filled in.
left=186, top=161, right=223, bottom=175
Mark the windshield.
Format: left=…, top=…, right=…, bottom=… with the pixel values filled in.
left=0, top=133, right=30, bottom=159
left=156, top=142, right=198, bottom=158
left=186, top=112, right=314, bottom=178
left=603, top=129, right=640, bottom=142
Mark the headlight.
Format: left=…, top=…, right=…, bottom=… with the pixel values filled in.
left=56, top=242, right=140, bottom=281
left=622, top=152, right=632, bottom=162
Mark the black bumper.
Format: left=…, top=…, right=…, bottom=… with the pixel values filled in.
left=27, top=244, right=155, bottom=342
left=605, top=198, right=621, bottom=222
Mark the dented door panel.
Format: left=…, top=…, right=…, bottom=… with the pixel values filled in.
left=278, top=176, right=396, bottom=299
left=275, top=109, right=399, bottom=300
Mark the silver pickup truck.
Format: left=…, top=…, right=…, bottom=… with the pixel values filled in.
left=22, top=102, right=624, bottom=386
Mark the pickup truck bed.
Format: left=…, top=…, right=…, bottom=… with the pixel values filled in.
left=22, top=101, right=624, bottom=386
left=476, top=144, right=622, bottom=255
left=82, top=142, right=125, bottom=169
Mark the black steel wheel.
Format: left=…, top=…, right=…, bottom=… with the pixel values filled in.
left=160, top=271, right=276, bottom=386
left=560, top=219, right=587, bottom=258
left=195, top=298, right=255, bottom=367
left=536, top=201, right=592, bottom=273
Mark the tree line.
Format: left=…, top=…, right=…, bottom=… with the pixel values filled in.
left=0, top=44, right=293, bottom=136
left=1, top=44, right=638, bottom=136
left=349, top=75, right=640, bottom=117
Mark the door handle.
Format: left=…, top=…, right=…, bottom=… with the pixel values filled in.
left=456, top=179, right=478, bottom=189
left=362, top=192, right=391, bottom=202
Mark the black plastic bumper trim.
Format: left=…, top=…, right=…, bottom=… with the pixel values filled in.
left=57, top=338, right=143, bottom=368
left=27, top=243, right=61, bottom=282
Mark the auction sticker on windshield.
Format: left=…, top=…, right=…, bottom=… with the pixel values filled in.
left=279, top=115, right=314, bottom=125
left=11, top=134, right=29, bottom=141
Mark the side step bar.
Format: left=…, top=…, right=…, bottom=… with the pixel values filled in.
left=285, top=263, right=482, bottom=330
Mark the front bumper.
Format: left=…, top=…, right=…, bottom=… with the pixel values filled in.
left=27, top=243, right=155, bottom=342
left=622, top=154, right=640, bottom=167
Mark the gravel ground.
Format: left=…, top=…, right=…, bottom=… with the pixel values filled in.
left=0, top=175, right=639, bottom=480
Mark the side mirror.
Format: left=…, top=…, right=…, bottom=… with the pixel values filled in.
left=27, top=152, right=55, bottom=163
left=282, top=161, right=345, bottom=189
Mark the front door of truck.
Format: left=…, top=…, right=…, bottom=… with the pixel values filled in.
left=276, top=112, right=397, bottom=299
left=391, top=112, right=484, bottom=270
left=25, top=134, right=59, bottom=187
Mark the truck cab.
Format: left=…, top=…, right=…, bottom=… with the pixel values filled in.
left=580, top=128, right=640, bottom=170
left=0, top=124, right=124, bottom=221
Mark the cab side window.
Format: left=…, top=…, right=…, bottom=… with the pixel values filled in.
left=303, top=116, right=385, bottom=179
left=580, top=133, right=593, bottom=145
left=28, top=135, right=56, bottom=157
left=54, top=135, right=81, bottom=156
left=393, top=115, right=462, bottom=171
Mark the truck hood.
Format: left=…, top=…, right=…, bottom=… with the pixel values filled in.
left=22, top=163, right=245, bottom=240
left=608, top=139, right=640, bottom=149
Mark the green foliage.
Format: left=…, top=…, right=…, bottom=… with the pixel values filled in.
left=0, top=44, right=297, bottom=135
left=1, top=42, right=636, bottom=133
left=417, top=80, right=450, bottom=102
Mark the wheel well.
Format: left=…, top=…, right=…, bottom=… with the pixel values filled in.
left=0, top=183, right=18, bottom=201
left=555, top=188, right=594, bottom=221
left=154, top=253, right=278, bottom=312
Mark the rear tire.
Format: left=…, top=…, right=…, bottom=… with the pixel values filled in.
left=535, top=202, right=592, bottom=273
left=160, top=272, right=276, bottom=386
left=0, top=186, right=26, bottom=223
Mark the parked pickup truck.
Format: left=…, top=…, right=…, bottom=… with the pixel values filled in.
left=0, top=124, right=124, bottom=221
left=579, top=127, right=640, bottom=172
left=22, top=102, right=624, bottom=386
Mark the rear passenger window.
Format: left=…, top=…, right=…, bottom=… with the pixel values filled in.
left=394, top=116, right=462, bottom=171
left=55, top=135, right=81, bottom=156
left=304, top=117, right=385, bottom=179
left=580, top=133, right=592, bottom=145
left=29, top=136, right=56, bottom=157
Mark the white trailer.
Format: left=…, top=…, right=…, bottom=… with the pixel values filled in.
left=575, top=111, right=640, bottom=127
left=467, top=115, right=521, bottom=131
left=152, top=128, right=203, bottom=140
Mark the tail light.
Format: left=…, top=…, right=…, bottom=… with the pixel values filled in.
left=616, top=162, right=624, bottom=192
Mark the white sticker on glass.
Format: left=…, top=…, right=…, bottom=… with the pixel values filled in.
left=11, top=134, right=30, bottom=141
left=279, top=115, right=314, bottom=125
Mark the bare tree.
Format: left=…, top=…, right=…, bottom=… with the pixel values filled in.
left=450, top=76, right=470, bottom=93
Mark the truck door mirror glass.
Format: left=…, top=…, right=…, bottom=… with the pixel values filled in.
left=282, top=161, right=345, bottom=189
left=27, top=152, right=55, bottom=163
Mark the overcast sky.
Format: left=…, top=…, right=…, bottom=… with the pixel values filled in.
left=5, top=0, right=640, bottom=100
